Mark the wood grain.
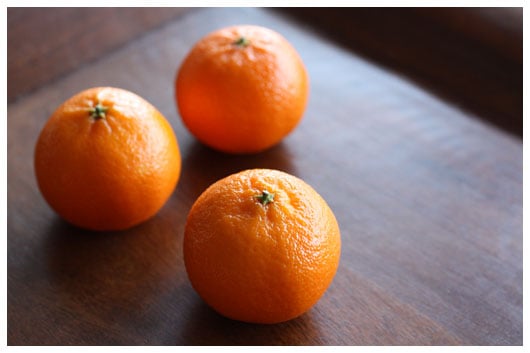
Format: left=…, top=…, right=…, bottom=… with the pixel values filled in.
left=7, top=8, right=522, bottom=345
left=7, top=7, right=193, bottom=103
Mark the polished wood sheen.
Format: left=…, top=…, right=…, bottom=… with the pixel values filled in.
left=7, top=8, right=522, bottom=345
left=7, top=7, right=192, bottom=102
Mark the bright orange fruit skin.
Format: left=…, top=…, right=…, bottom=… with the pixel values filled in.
left=184, top=169, right=341, bottom=324
left=176, top=25, right=309, bottom=154
left=34, top=87, right=181, bottom=231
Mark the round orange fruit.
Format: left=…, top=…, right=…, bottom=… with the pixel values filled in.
left=183, top=169, right=341, bottom=324
left=34, top=87, right=181, bottom=231
left=175, top=25, right=309, bottom=154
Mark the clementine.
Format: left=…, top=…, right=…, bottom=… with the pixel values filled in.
left=175, top=25, right=309, bottom=154
left=183, top=169, right=341, bottom=324
left=34, top=87, right=181, bottom=231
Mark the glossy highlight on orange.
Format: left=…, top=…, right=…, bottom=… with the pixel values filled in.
left=34, top=87, right=181, bottom=231
left=176, top=25, right=309, bottom=154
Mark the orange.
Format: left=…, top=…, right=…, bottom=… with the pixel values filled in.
left=183, top=169, right=341, bottom=324
left=175, top=25, right=309, bottom=154
left=34, top=87, right=181, bottom=231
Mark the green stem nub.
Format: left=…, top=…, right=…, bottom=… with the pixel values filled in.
left=256, top=190, right=275, bottom=206
left=234, top=36, right=250, bottom=47
left=89, top=102, right=109, bottom=119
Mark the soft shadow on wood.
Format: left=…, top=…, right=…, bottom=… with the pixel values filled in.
left=44, top=214, right=185, bottom=327
left=178, top=140, right=298, bottom=205
left=176, top=294, right=322, bottom=345
left=172, top=141, right=317, bottom=345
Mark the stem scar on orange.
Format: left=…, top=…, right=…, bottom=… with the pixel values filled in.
left=175, top=25, right=309, bottom=154
left=183, top=169, right=341, bottom=324
left=34, top=87, right=181, bottom=231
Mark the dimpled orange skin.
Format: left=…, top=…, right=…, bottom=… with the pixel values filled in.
left=176, top=25, right=309, bottom=154
left=34, top=87, right=181, bottom=231
left=183, top=169, right=341, bottom=324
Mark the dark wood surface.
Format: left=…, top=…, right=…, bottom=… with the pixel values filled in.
left=7, top=8, right=522, bottom=345
left=7, top=7, right=192, bottom=103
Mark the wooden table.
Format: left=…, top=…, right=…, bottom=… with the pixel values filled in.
left=7, top=8, right=522, bottom=345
